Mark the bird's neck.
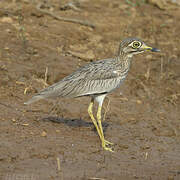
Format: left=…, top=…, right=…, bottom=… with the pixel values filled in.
left=116, top=51, right=133, bottom=66
left=114, top=50, right=133, bottom=77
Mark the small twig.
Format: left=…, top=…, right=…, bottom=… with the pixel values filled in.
left=24, top=87, right=30, bottom=94
left=145, top=152, right=148, bottom=160
left=139, top=81, right=151, bottom=98
left=88, top=178, right=105, bottom=180
left=44, top=67, right=48, bottom=84
left=33, top=78, right=49, bottom=87
left=57, top=157, right=61, bottom=171
left=36, top=3, right=95, bottom=28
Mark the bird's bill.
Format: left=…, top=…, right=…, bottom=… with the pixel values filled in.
left=151, top=48, right=160, bottom=52
left=141, top=44, right=160, bottom=52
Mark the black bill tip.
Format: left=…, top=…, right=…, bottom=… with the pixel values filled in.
left=151, top=48, right=160, bottom=52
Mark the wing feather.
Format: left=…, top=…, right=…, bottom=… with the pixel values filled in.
left=25, top=58, right=125, bottom=104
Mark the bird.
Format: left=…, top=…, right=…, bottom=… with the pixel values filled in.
left=24, top=37, right=160, bottom=152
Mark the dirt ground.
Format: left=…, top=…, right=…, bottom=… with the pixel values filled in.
left=0, top=0, right=180, bottom=179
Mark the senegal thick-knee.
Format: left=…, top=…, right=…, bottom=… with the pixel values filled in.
left=25, top=37, right=160, bottom=152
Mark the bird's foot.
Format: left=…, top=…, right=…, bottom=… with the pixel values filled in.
left=102, top=144, right=114, bottom=152
left=102, top=140, right=114, bottom=152
left=104, top=139, right=114, bottom=146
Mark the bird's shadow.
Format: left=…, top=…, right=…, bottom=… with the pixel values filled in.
left=41, top=116, right=109, bottom=133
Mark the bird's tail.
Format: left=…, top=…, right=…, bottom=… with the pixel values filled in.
left=24, top=95, right=44, bottom=105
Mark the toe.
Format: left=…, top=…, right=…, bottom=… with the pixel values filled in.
left=104, top=140, right=114, bottom=145
left=104, top=146, right=114, bottom=152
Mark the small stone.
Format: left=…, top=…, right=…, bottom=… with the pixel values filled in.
left=4, top=47, right=9, bottom=50
left=22, top=123, right=29, bottom=126
left=136, top=100, right=142, bottom=104
left=41, top=131, right=47, bottom=137
left=146, top=54, right=152, bottom=60
left=12, top=118, right=16, bottom=122
left=0, top=17, right=13, bottom=23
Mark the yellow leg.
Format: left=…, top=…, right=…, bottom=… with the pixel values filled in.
left=97, top=105, right=114, bottom=152
left=88, top=100, right=103, bottom=141
left=103, top=97, right=110, bottom=122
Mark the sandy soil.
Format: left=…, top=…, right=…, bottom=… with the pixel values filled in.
left=0, top=0, right=180, bottom=179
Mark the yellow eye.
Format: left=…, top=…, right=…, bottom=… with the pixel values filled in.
left=132, top=41, right=141, bottom=48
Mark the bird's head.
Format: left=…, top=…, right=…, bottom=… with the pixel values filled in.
left=119, top=37, right=160, bottom=57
